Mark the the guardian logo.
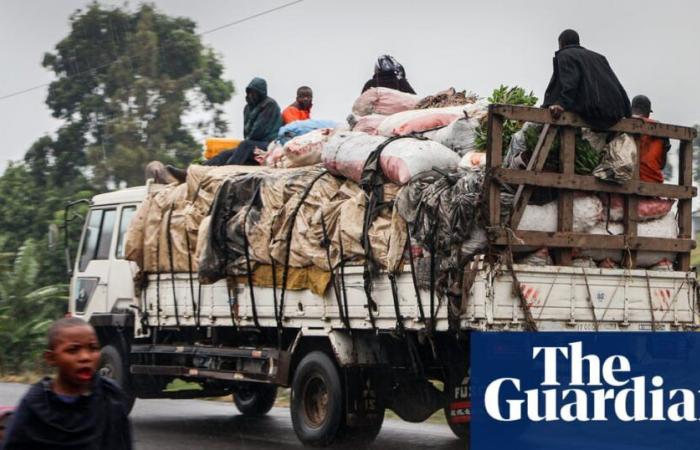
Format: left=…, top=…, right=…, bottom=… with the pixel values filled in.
left=484, top=341, right=699, bottom=422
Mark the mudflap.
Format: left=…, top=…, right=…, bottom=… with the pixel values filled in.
left=344, top=367, right=385, bottom=427
left=444, top=337, right=471, bottom=440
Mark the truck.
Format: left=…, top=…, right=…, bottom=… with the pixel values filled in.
left=67, top=105, right=699, bottom=447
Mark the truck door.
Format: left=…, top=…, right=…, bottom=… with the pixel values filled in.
left=71, top=207, right=117, bottom=317
left=108, top=205, right=139, bottom=313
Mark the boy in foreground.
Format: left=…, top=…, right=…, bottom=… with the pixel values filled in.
left=1, top=317, right=132, bottom=449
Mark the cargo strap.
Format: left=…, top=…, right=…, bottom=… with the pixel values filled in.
left=165, top=205, right=181, bottom=327
left=320, top=213, right=351, bottom=331
left=183, top=223, right=200, bottom=329
left=405, top=222, right=426, bottom=323
left=581, top=269, right=600, bottom=331
left=388, top=272, right=405, bottom=334
left=242, top=188, right=262, bottom=330
left=360, top=135, right=422, bottom=330
left=279, top=169, right=329, bottom=324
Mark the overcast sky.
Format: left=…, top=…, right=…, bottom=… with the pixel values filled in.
left=1, top=0, right=699, bottom=171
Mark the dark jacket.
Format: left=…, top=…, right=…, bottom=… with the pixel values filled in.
left=542, top=45, right=630, bottom=129
left=1, top=376, right=132, bottom=450
left=361, top=73, right=416, bottom=95
left=243, top=77, right=283, bottom=143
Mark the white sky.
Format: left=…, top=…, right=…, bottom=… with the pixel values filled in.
left=1, top=0, right=699, bottom=171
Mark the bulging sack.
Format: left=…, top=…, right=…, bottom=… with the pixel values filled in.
left=593, top=133, right=637, bottom=183
left=352, top=87, right=419, bottom=116
left=283, top=128, right=334, bottom=168
left=322, top=131, right=460, bottom=185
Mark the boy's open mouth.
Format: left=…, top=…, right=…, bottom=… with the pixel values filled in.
left=75, top=367, right=93, bottom=381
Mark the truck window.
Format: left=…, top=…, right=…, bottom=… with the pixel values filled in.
left=78, top=208, right=116, bottom=272
left=116, top=206, right=137, bottom=259
left=95, top=209, right=116, bottom=260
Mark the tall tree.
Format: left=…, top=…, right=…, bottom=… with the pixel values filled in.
left=42, top=4, right=234, bottom=188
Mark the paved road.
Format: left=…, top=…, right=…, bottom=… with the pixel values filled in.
left=0, top=383, right=462, bottom=449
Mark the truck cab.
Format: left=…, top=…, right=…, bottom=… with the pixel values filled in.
left=69, top=186, right=145, bottom=323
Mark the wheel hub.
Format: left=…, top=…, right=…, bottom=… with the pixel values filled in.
left=302, top=374, right=329, bottom=427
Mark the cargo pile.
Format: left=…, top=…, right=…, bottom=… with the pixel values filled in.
left=125, top=85, right=679, bottom=297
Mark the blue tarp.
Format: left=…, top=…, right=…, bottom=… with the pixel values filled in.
left=277, top=119, right=337, bottom=145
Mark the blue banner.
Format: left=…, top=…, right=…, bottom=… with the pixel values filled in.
left=471, top=332, right=700, bottom=450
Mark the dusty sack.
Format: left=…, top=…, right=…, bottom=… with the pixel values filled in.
left=322, top=131, right=460, bottom=185
left=351, top=87, right=419, bottom=117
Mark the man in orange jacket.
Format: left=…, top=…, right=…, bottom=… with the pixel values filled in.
left=631, top=95, right=670, bottom=183
left=281, top=86, right=313, bottom=124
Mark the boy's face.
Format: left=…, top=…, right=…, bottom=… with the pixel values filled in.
left=45, top=325, right=100, bottom=388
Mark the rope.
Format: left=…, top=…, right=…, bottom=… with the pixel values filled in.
left=581, top=269, right=599, bottom=331
left=645, top=272, right=657, bottom=332
left=504, top=228, right=538, bottom=332
left=337, top=229, right=351, bottom=329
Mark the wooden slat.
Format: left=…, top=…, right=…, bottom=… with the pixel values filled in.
left=556, top=127, right=575, bottom=265
left=486, top=110, right=503, bottom=227
left=509, top=125, right=558, bottom=229
left=678, top=140, right=694, bottom=271
left=492, top=168, right=696, bottom=199
left=492, top=230, right=696, bottom=253
left=622, top=136, right=641, bottom=269
left=491, top=105, right=697, bottom=141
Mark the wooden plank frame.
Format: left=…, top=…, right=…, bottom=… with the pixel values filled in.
left=486, top=104, right=698, bottom=270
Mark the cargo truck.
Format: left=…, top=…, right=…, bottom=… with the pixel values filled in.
left=67, top=105, right=699, bottom=447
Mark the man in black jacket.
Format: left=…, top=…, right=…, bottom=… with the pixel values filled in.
left=542, top=29, right=631, bottom=129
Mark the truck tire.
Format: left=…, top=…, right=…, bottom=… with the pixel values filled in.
left=233, top=382, right=277, bottom=416
left=290, top=351, right=345, bottom=447
left=444, top=407, right=470, bottom=442
left=99, top=345, right=136, bottom=414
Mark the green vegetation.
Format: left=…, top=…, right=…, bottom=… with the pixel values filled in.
left=474, top=85, right=538, bottom=153
left=0, top=3, right=234, bottom=375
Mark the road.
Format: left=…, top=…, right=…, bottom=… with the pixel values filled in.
left=0, top=383, right=462, bottom=449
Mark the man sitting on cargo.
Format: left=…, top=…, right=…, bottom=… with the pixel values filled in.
left=631, top=95, right=670, bottom=183
left=542, top=29, right=631, bottom=130
left=361, top=54, right=416, bottom=94
left=282, top=86, right=313, bottom=125
left=166, top=77, right=282, bottom=180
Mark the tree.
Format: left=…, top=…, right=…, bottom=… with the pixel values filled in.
left=0, top=240, right=67, bottom=375
left=42, top=3, right=234, bottom=188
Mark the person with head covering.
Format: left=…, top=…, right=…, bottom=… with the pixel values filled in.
left=631, top=95, right=669, bottom=183
left=542, top=29, right=631, bottom=129
left=361, top=54, right=416, bottom=94
left=165, top=77, right=283, bottom=179
left=282, top=86, right=313, bottom=125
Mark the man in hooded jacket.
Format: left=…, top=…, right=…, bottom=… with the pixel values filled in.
left=204, top=77, right=283, bottom=166
left=542, top=29, right=630, bottom=130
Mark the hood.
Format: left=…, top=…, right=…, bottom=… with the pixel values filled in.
left=246, top=77, right=268, bottom=97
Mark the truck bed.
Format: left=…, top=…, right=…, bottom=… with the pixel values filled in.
left=136, top=265, right=698, bottom=334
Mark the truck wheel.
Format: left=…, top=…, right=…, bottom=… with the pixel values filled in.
left=99, top=345, right=136, bottom=413
left=339, top=407, right=384, bottom=445
left=444, top=407, right=470, bottom=442
left=290, top=351, right=345, bottom=447
left=233, top=382, right=277, bottom=416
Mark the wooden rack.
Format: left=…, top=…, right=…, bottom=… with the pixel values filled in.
left=485, top=104, right=697, bottom=270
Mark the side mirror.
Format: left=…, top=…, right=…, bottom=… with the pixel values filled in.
left=63, top=199, right=90, bottom=278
